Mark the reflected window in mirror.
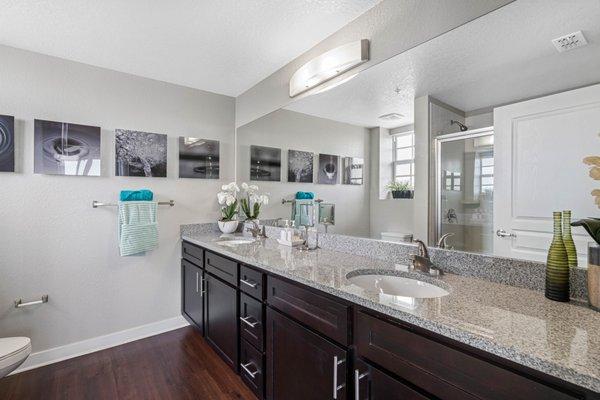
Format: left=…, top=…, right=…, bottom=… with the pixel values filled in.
left=392, top=130, right=415, bottom=186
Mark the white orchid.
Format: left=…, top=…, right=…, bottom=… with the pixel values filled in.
left=239, top=183, right=269, bottom=220
left=217, top=182, right=239, bottom=221
left=221, top=182, right=240, bottom=193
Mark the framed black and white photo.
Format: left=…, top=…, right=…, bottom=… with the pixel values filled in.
left=34, top=119, right=101, bottom=176
left=250, top=145, right=281, bottom=181
left=342, top=157, right=364, bottom=185
left=318, top=153, right=339, bottom=184
left=288, top=149, right=313, bottom=183
left=179, top=137, right=219, bottom=179
left=115, top=129, right=167, bottom=177
left=0, top=115, right=14, bottom=172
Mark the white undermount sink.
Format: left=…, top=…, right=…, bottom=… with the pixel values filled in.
left=216, top=238, right=256, bottom=247
left=348, top=274, right=449, bottom=298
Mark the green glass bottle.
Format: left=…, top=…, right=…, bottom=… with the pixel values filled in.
left=545, top=211, right=570, bottom=302
left=562, top=210, right=578, bottom=268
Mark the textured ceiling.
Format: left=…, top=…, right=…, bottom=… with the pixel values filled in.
left=285, top=0, right=600, bottom=128
left=0, top=0, right=381, bottom=97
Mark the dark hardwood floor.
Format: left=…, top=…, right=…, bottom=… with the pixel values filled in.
left=0, top=327, right=257, bottom=400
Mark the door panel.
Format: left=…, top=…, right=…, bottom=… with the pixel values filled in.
left=266, top=308, right=347, bottom=400
left=205, top=274, right=238, bottom=369
left=354, top=359, right=429, bottom=400
left=494, top=84, right=600, bottom=262
left=183, top=261, right=204, bottom=332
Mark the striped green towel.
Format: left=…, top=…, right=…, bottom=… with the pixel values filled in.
left=118, top=201, right=158, bottom=256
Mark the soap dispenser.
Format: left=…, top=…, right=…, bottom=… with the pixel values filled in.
left=280, top=220, right=290, bottom=242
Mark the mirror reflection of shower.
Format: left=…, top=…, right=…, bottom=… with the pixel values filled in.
left=435, top=128, right=494, bottom=253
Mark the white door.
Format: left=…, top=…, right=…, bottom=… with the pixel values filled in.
left=494, top=83, right=600, bottom=263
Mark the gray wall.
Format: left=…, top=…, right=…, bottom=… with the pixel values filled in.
left=235, top=0, right=514, bottom=128
left=0, top=45, right=235, bottom=354
left=236, top=109, right=370, bottom=237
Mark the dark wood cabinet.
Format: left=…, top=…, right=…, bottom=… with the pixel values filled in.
left=240, top=293, right=264, bottom=351
left=266, top=308, right=347, bottom=400
left=182, top=241, right=595, bottom=400
left=240, top=338, right=265, bottom=399
left=205, top=273, right=239, bottom=370
left=354, top=358, right=430, bottom=400
left=182, top=260, right=204, bottom=332
left=267, top=275, right=349, bottom=345
left=355, top=310, right=580, bottom=400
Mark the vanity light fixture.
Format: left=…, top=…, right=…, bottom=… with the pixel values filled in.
left=289, top=39, right=369, bottom=97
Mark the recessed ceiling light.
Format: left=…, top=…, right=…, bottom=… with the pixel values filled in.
left=552, top=31, right=588, bottom=53
left=378, top=113, right=404, bottom=121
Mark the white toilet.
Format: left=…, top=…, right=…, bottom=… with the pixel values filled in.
left=0, top=337, right=31, bottom=378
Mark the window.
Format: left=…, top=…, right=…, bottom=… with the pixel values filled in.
left=480, top=151, right=494, bottom=193
left=393, top=131, right=415, bottom=186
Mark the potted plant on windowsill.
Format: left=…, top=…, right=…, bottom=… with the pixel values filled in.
left=387, top=181, right=414, bottom=199
left=217, top=182, right=240, bottom=234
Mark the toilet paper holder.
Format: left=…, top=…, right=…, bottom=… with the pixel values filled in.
left=14, top=295, right=49, bottom=308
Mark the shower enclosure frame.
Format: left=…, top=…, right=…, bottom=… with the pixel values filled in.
left=432, top=126, right=494, bottom=248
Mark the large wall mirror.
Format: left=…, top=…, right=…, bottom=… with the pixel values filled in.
left=235, top=0, right=600, bottom=266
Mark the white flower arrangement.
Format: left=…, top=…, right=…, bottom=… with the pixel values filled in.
left=240, top=182, right=269, bottom=220
left=217, top=182, right=240, bottom=221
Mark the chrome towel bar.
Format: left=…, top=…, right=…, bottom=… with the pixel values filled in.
left=92, top=200, right=175, bottom=208
left=281, top=198, right=323, bottom=204
left=15, top=295, right=48, bottom=308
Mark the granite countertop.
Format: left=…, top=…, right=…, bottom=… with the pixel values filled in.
left=182, top=232, right=600, bottom=393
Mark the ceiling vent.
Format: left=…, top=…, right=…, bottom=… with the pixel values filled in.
left=378, top=113, right=404, bottom=121
left=552, top=31, right=588, bottom=53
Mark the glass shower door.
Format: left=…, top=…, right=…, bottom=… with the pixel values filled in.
left=435, top=129, right=494, bottom=253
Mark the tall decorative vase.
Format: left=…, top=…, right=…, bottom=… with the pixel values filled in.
left=562, top=210, right=578, bottom=268
left=545, top=211, right=570, bottom=302
left=588, top=244, right=600, bottom=311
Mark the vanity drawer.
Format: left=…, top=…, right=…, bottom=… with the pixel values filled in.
left=240, top=338, right=264, bottom=400
left=182, top=241, right=204, bottom=267
left=240, top=292, right=264, bottom=351
left=240, top=265, right=265, bottom=300
left=355, top=310, right=579, bottom=400
left=205, top=251, right=238, bottom=286
left=267, top=276, right=349, bottom=345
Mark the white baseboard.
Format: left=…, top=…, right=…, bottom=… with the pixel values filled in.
left=12, top=315, right=190, bottom=374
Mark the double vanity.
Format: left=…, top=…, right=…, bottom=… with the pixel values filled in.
left=180, top=226, right=600, bottom=400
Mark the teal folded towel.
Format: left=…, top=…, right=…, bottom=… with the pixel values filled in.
left=118, top=201, right=158, bottom=256
left=295, top=191, right=314, bottom=200
left=292, top=199, right=314, bottom=227
left=120, top=190, right=153, bottom=201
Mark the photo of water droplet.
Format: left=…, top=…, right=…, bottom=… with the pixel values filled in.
left=0, top=115, right=14, bottom=173
left=34, top=119, right=101, bottom=176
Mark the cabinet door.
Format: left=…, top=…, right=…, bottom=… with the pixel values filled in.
left=182, top=260, right=204, bottom=332
left=205, top=273, right=238, bottom=370
left=266, top=308, right=347, bottom=400
left=354, top=359, right=429, bottom=400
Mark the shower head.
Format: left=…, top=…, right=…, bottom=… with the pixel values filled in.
left=450, top=120, right=468, bottom=131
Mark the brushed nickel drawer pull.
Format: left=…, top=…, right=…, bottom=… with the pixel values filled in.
left=333, top=356, right=346, bottom=399
left=241, top=362, right=259, bottom=378
left=240, top=278, right=258, bottom=288
left=240, top=316, right=260, bottom=328
left=354, top=369, right=369, bottom=400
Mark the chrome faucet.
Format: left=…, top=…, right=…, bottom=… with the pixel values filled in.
left=437, top=233, right=454, bottom=249
left=409, top=240, right=443, bottom=276
left=245, top=220, right=266, bottom=238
